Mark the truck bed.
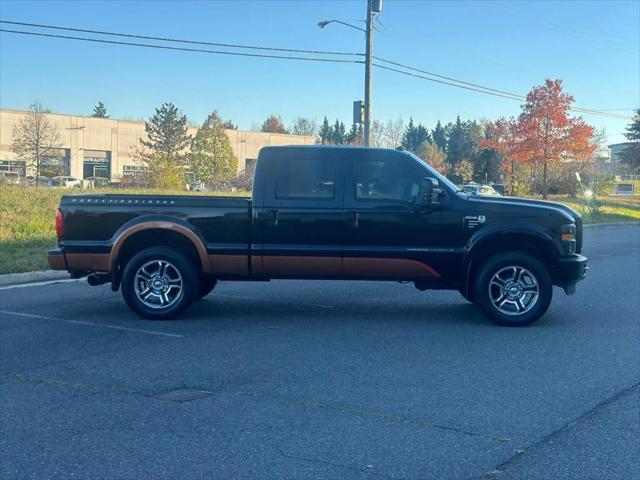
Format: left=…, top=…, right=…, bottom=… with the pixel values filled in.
left=60, top=193, right=251, bottom=247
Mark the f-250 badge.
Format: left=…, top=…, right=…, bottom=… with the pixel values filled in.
left=464, top=215, right=486, bottom=229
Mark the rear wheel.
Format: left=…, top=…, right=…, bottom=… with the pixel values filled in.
left=474, top=251, right=552, bottom=327
left=121, top=247, right=198, bottom=320
left=196, top=277, right=218, bottom=300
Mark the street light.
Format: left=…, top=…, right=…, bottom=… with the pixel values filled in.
left=317, top=19, right=366, bottom=33
left=318, top=0, right=380, bottom=147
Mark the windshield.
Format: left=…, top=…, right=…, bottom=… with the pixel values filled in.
left=405, top=151, right=460, bottom=193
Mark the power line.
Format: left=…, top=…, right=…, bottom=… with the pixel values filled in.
left=0, top=19, right=363, bottom=57
left=0, top=29, right=364, bottom=64
left=373, top=61, right=636, bottom=121
left=1, top=22, right=635, bottom=121
left=374, top=56, right=525, bottom=100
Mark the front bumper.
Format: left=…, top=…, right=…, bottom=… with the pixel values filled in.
left=552, top=254, right=588, bottom=295
left=47, top=248, right=67, bottom=270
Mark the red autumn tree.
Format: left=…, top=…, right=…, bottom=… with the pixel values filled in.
left=482, top=117, right=524, bottom=194
left=517, top=79, right=595, bottom=198
left=483, top=80, right=596, bottom=198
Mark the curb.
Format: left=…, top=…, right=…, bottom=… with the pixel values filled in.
left=584, top=221, right=640, bottom=229
left=0, top=270, right=71, bottom=287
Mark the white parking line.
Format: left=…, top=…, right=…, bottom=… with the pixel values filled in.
left=0, top=278, right=82, bottom=290
left=215, top=293, right=335, bottom=309
left=0, top=310, right=184, bottom=338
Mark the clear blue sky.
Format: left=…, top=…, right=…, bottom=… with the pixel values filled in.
left=1, top=0, right=638, bottom=143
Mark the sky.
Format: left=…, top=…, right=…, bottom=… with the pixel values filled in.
left=0, top=0, right=638, bottom=143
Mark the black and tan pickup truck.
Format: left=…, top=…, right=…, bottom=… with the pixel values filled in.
left=48, top=145, right=587, bottom=326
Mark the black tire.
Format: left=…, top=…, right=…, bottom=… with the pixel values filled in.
left=474, top=251, right=552, bottom=327
left=458, top=289, right=473, bottom=303
left=196, top=277, right=218, bottom=300
left=121, top=247, right=198, bottom=320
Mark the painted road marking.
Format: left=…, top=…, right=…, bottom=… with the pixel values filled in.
left=0, top=310, right=184, bottom=338
left=0, top=278, right=82, bottom=290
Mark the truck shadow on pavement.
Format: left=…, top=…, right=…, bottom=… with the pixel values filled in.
left=180, top=296, right=525, bottom=329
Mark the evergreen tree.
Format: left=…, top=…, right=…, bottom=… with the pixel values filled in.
left=401, top=118, right=431, bottom=153
left=318, top=117, right=332, bottom=144
left=137, top=102, right=191, bottom=189
left=446, top=116, right=466, bottom=166
left=331, top=119, right=346, bottom=145
left=92, top=101, right=109, bottom=118
left=190, top=111, right=238, bottom=186
left=222, top=119, right=237, bottom=130
left=431, top=120, right=447, bottom=153
left=621, top=109, right=640, bottom=174
left=345, top=123, right=359, bottom=145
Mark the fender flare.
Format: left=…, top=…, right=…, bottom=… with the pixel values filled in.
left=461, top=224, right=560, bottom=299
left=110, top=217, right=210, bottom=273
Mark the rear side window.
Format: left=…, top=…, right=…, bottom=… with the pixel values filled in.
left=275, top=156, right=335, bottom=199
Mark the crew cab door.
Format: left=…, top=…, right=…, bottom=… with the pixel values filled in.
left=342, top=150, right=462, bottom=280
left=252, top=149, right=345, bottom=277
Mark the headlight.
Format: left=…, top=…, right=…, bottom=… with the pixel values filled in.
left=561, top=224, right=576, bottom=253
left=561, top=223, right=576, bottom=241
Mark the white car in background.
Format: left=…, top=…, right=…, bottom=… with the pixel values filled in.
left=50, top=176, right=82, bottom=188
left=1, top=171, right=21, bottom=184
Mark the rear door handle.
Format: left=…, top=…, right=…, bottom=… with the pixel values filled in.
left=346, top=211, right=359, bottom=228
left=261, top=209, right=279, bottom=226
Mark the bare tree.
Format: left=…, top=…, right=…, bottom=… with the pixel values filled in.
left=369, top=120, right=385, bottom=148
left=11, top=102, right=62, bottom=187
left=383, top=116, right=405, bottom=148
left=290, top=117, right=318, bottom=137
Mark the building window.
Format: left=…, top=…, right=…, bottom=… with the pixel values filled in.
left=0, top=160, right=26, bottom=176
left=83, top=150, right=111, bottom=179
left=40, top=148, right=71, bottom=177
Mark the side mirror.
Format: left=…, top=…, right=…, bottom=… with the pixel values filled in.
left=420, top=178, right=444, bottom=208
left=421, top=178, right=434, bottom=206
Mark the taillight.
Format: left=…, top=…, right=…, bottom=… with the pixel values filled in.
left=55, top=210, right=64, bottom=238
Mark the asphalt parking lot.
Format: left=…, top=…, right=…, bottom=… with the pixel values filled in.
left=1, top=224, right=639, bottom=479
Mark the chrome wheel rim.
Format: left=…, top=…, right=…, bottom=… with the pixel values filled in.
left=488, top=265, right=539, bottom=316
left=134, top=260, right=183, bottom=309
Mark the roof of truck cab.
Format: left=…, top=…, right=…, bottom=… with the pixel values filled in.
left=258, top=145, right=407, bottom=155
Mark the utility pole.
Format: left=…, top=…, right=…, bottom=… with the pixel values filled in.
left=363, top=0, right=373, bottom=147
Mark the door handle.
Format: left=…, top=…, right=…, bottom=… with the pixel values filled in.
left=346, top=211, right=359, bottom=228
left=261, top=209, right=279, bottom=226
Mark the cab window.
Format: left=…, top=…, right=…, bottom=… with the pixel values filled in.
left=354, top=155, right=423, bottom=203
left=275, top=156, right=335, bottom=200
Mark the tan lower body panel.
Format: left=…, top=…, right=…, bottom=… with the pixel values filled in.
left=65, top=253, right=111, bottom=272
left=208, top=254, right=249, bottom=276
left=261, top=256, right=341, bottom=276
left=47, top=253, right=66, bottom=270
left=343, top=257, right=440, bottom=278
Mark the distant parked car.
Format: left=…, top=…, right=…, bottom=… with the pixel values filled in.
left=463, top=184, right=501, bottom=196
left=1, top=171, right=21, bottom=185
left=26, top=175, right=51, bottom=187
left=51, top=176, right=82, bottom=189
left=490, top=183, right=507, bottom=195
left=84, top=176, right=111, bottom=188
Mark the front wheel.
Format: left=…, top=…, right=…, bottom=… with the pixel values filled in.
left=121, top=247, right=198, bottom=320
left=474, top=251, right=552, bottom=327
